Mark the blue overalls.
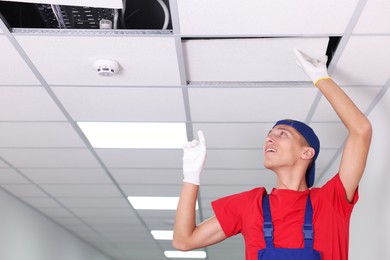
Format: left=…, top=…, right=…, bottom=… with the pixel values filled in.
left=258, top=194, right=321, bottom=260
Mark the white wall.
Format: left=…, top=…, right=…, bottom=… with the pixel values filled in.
left=350, top=86, right=390, bottom=260
left=0, top=188, right=111, bottom=260
left=318, top=86, right=390, bottom=260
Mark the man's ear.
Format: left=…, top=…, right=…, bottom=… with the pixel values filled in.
left=301, top=147, right=315, bottom=160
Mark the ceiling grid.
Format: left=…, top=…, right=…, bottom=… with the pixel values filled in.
left=0, top=0, right=389, bottom=259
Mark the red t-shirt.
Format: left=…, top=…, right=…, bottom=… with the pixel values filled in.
left=212, top=174, right=358, bottom=260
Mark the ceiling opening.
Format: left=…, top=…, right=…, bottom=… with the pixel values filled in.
left=0, top=0, right=172, bottom=30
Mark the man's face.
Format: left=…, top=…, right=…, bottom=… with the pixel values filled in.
left=263, top=125, right=306, bottom=171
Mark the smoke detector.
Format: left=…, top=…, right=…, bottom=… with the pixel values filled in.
left=94, top=59, right=119, bottom=76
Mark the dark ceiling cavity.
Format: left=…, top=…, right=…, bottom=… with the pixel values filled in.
left=0, top=0, right=172, bottom=30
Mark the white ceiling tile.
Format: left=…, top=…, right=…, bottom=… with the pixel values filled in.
left=310, top=123, right=347, bottom=149
left=1, top=184, right=47, bottom=197
left=22, top=197, right=61, bottom=208
left=177, top=0, right=358, bottom=35
left=200, top=185, right=257, bottom=198
left=332, top=36, right=390, bottom=85
left=57, top=198, right=128, bottom=208
left=0, top=122, right=85, bottom=148
left=20, top=168, right=111, bottom=184
left=39, top=207, right=74, bottom=218
left=96, top=149, right=182, bottom=168
left=202, top=169, right=275, bottom=186
left=110, top=169, right=182, bottom=185
left=55, top=217, right=86, bottom=226
left=183, top=38, right=328, bottom=81
left=0, top=160, right=8, bottom=167
left=0, top=168, right=29, bottom=184
left=53, top=87, right=185, bottom=121
left=70, top=208, right=134, bottom=218
left=316, top=149, right=338, bottom=169
left=41, top=184, right=122, bottom=197
left=0, top=87, right=66, bottom=121
left=121, top=184, right=181, bottom=197
left=0, top=148, right=99, bottom=168
left=189, top=88, right=317, bottom=122
left=354, top=0, right=390, bottom=34
left=79, top=216, right=137, bottom=225
left=193, top=123, right=274, bottom=149
left=312, top=86, right=381, bottom=121
left=136, top=209, right=177, bottom=219
left=205, top=150, right=263, bottom=169
left=0, top=36, right=40, bottom=85
left=15, top=35, right=181, bottom=86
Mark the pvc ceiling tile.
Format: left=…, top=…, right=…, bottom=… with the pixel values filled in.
left=22, top=197, right=62, bottom=208
left=316, top=149, right=338, bottom=169
left=193, top=123, right=274, bottom=149
left=110, top=169, right=182, bottom=185
left=1, top=184, right=47, bottom=197
left=121, top=184, right=181, bottom=197
left=205, top=150, right=263, bottom=169
left=183, top=38, right=328, bottom=82
left=201, top=169, right=275, bottom=186
left=332, top=36, right=390, bottom=86
left=0, top=148, right=99, bottom=168
left=20, top=169, right=111, bottom=184
left=15, top=35, right=181, bottom=86
left=0, top=122, right=85, bottom=148
left=310, top=123, right=347, bottom=149
left=70, top=208, right=133, bottom=218
left=177, top=0, right=358, bottom=35
left=312, top=86, right=381, bottom=121
left=0, top=36, right=40, bottom=85
left=96, top=149, right=182, bottom=168
left=53, top=87, right=185, bottom=121
left=0, top=87, right=66, bottom=121
left=200, top=185, right=256, bottom=198
left=0, top=168, right=29, bottom=184
left=353, top=0, right=390, bottom=34
left=40, top=184, right=121, bottom=197
left=57, top=198, right=128, bottom=209
left=39, top=207, right=74, bottom=218
left=0, top=160, right=8, bottom=167
left=189, top=88, right=317, bottom=122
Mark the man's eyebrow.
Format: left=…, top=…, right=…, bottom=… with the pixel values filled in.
left=272, top=126, right=294, bottom=134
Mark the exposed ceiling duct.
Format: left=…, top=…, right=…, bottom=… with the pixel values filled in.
left=0, top=0, right=171, bottom=30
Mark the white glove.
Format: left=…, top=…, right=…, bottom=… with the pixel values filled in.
left=182, top=130, right=206, bottom=185
left=294, top=49, right=330, bottom=86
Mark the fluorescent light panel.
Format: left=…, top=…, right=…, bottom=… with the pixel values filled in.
left=151, top=230, right=173, bottom=240
left=77, top=122, right=187, bottom=148
left=128, top=196, right=198, bottom=210
left=164, top=251, right=207, bottom=259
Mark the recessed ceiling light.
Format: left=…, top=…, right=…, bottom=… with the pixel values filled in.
left=77, top=122, right=187, bottom=148
left=151, top=230, right=173, bottom=240
left=128, top=196, right=198, bottom=210
left=164, top=251, right=207, bottom=259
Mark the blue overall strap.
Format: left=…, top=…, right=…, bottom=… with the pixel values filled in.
left=303, top=194, right=314, bottom=248
left=262, top=194, right=274, bottom=248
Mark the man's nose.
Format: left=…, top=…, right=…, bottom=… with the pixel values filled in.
left=266, top=135, right=274, bottom=143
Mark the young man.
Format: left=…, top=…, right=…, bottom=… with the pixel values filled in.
left=173, top=50, right=372, bottom=260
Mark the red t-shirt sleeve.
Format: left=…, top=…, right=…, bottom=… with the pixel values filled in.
left=212, top=188, right=265, bottom=238
left=318, top=173, right=359, bottom=217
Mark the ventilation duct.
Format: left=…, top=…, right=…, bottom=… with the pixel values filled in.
left=0, top=0, right=171, bottom=30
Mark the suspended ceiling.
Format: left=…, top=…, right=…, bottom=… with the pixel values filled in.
left=0, top=0, right=390, bottom=260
